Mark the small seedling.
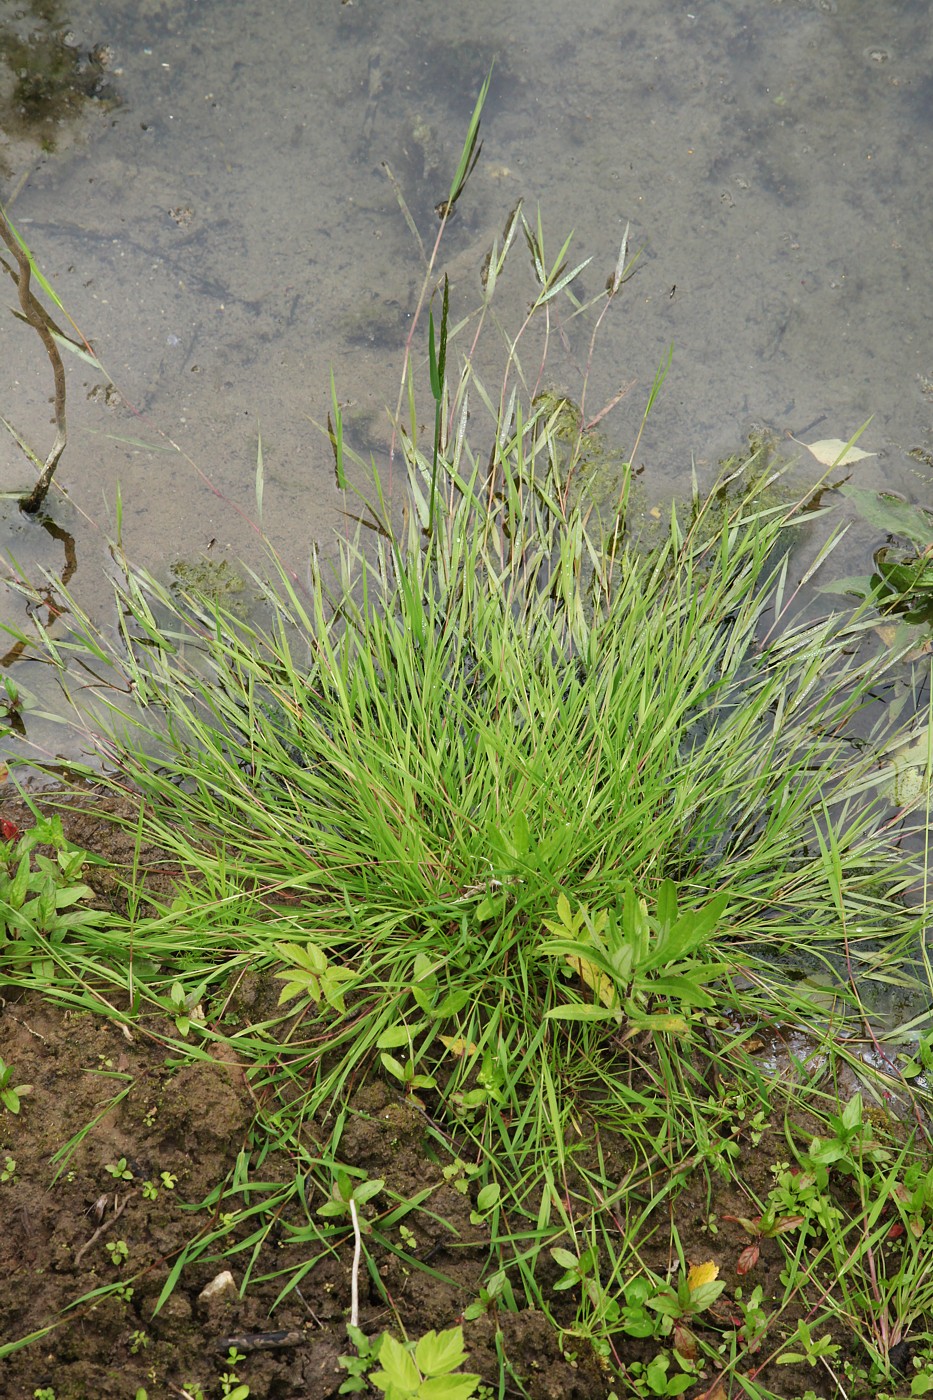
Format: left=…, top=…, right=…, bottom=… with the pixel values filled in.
left=378, top=1049, right=437, bottom=1100
left=339, top=1325, right=381, bottom=1394
left=140, top=1166, right=175, bottom=1199
left=404, top=952, right=455, bottom=1015
left=129, top=1329, right=149, bottom=1354
left=158, top=979, right=207, bottom=1038
left=551, top=1244, right=601, bottom=1299
left=1, top=676, right=21, bottom=720
left=220, top=1349, right=249, bottom=1400
left=900, top=1030, right=933, bottom=1083
left=463, top=1269, right=518, bottom=1321
left=734, top=1284, right=768, bottom=1353
left=805, top=1093, right=890, bottom=1173
left=318, top=1171, right=384, bottom=1231
left=105, top=1157, right=134, bottom=1181
left=376, top=1022, right=436, bottom=1101
left=722, top=1207, right=806, bottom=1275
left=550, top=1244, right=623, bottom=1356
left=0, top=815, right=100, bottom=957
left=763, top=1160, right=841, bottom=1245
left=776, top=1320, right=841, bottom=1367
left=274, top=940, right=355, bottom=1014
left=642, top=1261, right=728, bottom=1360
left=0, top=1056, right=32, bottom=1115
left=106, top=1239, right=129, bottom=1266
left=469, top=1181, right=500, bottom=1227
left=1, top=1155, right=17, bottom=1182
left=539, top=882, right=729, bottom=1037
left=617, top=1277, right=667, bottom=1341
left=627, top=1349, right=697, bottom=1398
left=441, top=1159, right=482, bottom=1196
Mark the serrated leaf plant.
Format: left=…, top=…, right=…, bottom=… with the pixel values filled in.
left=369, top=1327, right=481, bottom=1400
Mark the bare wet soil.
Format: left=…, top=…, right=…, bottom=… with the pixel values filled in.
left=0, top=789, right=921, bottom=1400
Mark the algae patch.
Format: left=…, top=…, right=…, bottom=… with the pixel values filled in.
left=0, top=13, right=118, bottom=165
left=169, top=557, right=251, bottom=616
left=532, top=390, right=633, bottom=530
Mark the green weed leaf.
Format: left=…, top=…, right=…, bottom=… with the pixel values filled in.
left=414, top=1327, right=469, bottom=1376
left=371, top=1332, right=420, bottom=1393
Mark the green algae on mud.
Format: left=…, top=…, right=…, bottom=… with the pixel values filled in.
left=0, top=12, right=119, bottom=171
left=169, top=557, right=254, bottom=618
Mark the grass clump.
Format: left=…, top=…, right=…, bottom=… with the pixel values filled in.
left=67, top=417, right=922, bottom=1046
left=4, top=96, right=933, bottom=1388
left=21, top=399, right=932, bottom=1394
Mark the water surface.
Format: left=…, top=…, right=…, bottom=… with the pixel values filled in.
left=1, top=0, right=932, bottom=770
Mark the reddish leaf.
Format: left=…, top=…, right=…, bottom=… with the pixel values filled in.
left=736, top=1242, right=760, bottom=1275
left=0, top=818, right=20, bottom=842
left=770, top=1214, right=806, bottom=1236
left=673, top=1322, right=697, bottom=1361
left=698, top=1380, right=729, bottom=1400
left=886, top=1222, right=905, bottom=1240
left=722, top=1213, right=762, bottom=1236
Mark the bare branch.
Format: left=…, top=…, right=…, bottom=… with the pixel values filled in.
left=0, top=203, right=68, bottom=513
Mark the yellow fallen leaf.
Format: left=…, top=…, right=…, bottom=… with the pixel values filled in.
left=874, top=623, right=932, bottom=660
left=565, top=952, right=617, bottom=1008
left=439, top=1035, right=478, bottom=1058
left=687, top=1261, right=719, bottom=1291
left=802, top=437, right=876, bottom=467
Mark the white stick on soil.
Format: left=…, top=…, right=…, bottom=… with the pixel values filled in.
left=349, top=1197, right=362, bottom=1330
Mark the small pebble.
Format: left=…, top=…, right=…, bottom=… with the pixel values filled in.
left=199, top=1269, right=237, bottom=1302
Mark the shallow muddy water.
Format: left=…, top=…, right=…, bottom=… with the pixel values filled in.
left=1, top=0, right=932, bottom=771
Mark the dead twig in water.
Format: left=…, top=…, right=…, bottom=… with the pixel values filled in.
left=0, top=201, right=67, bottom=513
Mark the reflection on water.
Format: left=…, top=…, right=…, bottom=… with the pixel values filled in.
left=1, top=0, right=932, bottom=775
